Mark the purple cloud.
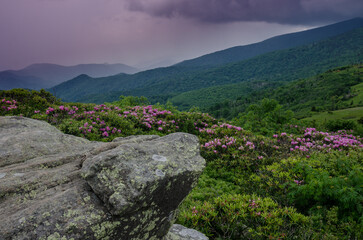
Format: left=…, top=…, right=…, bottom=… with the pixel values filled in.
left=126, top=0, right=363, bottom=24
left=1, top=0, right=359, bottom=71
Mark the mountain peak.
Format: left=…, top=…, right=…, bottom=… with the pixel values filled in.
left=0, top=63, right=139, bottom=90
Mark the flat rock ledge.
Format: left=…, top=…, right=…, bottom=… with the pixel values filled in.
left=0, top=116, right=207, bottom=240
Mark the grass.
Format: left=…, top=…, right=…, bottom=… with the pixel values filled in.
left=347, top=82, right=363, bottom=106
left=304, top=106, right=363, bottom=122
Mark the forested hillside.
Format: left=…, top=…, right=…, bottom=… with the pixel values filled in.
left=208, top=64, right=363, bottom=119
left=167, top=28, right=363, bottom=110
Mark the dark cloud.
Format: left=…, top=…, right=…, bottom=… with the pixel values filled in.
left=1, top=0, right=358, bottom=70
left=127, top=0, right=363, bottom=24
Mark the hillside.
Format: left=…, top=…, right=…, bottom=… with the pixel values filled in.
left=51, top=65, right=206, bottom=102
left=176, top=17, right=363, bottom=68
left=51, top=19, right=363, bottom=103
left=0, top=63, right=138, bottom=90
left=207, top=64, right=363, bottom=119
left=304, top=106, right=363, bottom=123
left=1, top=89, right=362, bottom=239
left=165, top=28, right=363, bottom=111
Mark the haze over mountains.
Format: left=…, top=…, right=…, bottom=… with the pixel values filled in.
left=0, top=63, right=138, bottom=90
left=49, top=18, right=363, bottom=106
left=176, top=18, right=363, bottom=68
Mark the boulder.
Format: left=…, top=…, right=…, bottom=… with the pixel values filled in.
left=165, top=224, right=209, bottom=240
left=0, top=116, right=206, bottom=240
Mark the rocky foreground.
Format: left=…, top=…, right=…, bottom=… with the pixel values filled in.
left=0, top=116, right=208, bottom=240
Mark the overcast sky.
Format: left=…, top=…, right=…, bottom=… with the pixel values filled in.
left=0, top=0, right=362, bottom=71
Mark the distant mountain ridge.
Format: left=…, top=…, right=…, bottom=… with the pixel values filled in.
left=51, top=19, right=363, bottom=104
left=0, top=63, right=138, bottom=90
left=175, top=17, right=363, bottom=68
left=50, top=18, right=363, bottom=103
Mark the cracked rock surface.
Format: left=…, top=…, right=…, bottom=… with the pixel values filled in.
left=0, top=116, right=207, bottom=240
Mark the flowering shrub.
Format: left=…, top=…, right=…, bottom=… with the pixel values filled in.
left=274, top=128, right=362, bottom=155
left=0, top=98, right=18, bottom=114
left=0, top=89, right=59, bottom=116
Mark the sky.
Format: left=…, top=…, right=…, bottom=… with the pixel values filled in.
left=0, top=0, right=362, bottom=71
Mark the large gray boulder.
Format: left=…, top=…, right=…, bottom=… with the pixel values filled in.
left=0, top=116, right=206, bottom=240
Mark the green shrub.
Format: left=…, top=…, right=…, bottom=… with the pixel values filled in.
left=284, top=150, right=363, bottom=239
left=232, top=99, right=295, bottom=136
left=325, top=119, right=357, bottom=131
left=288, top=166, right=362, bottom=222
left=178, top=194, right=311, bottom=239
left=112, top=95, right=150, bottom=107
left=309, top=206, right=362, bottom=240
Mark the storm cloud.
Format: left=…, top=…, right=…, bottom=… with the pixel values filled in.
left=0, top=0, right=361, bottom=71
left=127, top=0, right=363, bottom=24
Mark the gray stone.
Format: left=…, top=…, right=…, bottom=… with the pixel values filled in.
left=0, top=116, right=205, bottom=240
left=165, top=224, right=209, bottom=240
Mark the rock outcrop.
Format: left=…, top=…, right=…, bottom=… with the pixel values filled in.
left=0, top=116, right=207, bottom=240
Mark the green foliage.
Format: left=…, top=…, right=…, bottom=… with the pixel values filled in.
left=245, top=157, right=300, bottom=206
left=178, top=194, right=310, bottom=239
left=170, top=81, right=281, bottom=112
left=112, top=95, right=149, bottom=107
left=302, top=107, right=363, bottom=136
left=287, top=151, right=363, bottom=222
left=232, top=99, right=294, bottom=136
left=246, top=150, right=363, bottom=239
left=347, top=82, right=363, bottom=107
left=208, top=64, right=363, bottom=120
left=325, top=119, right=357, bottom=131
left=0, top=88, right=59, bottom=117
left=180, top=165, right=242, bottom=205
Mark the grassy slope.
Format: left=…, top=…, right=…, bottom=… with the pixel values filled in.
left=303, top=106, right=363, bottom=122
left=348, top=82, right=363, bottom=105
left=303, top=80, right=363, bottom=122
